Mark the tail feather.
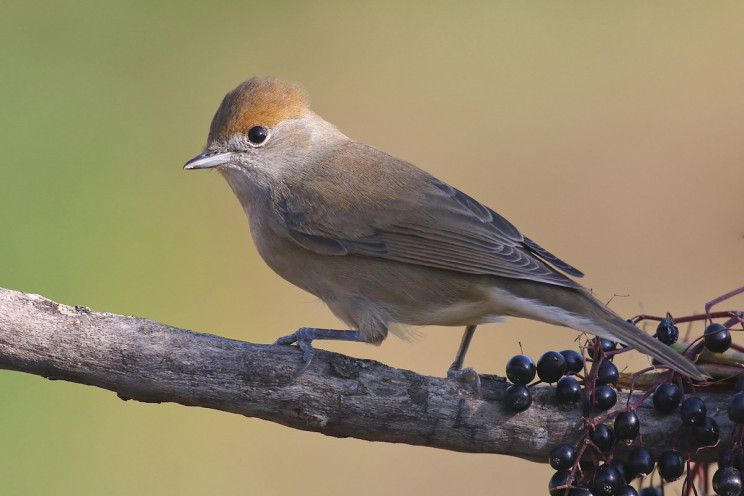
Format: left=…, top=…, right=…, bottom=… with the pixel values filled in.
left=584, top=313, right=706, bottom=380
left=491, top=277, right=707, bottom=380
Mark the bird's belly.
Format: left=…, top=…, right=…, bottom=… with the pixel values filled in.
left=255, top=230, right=500, bottom=328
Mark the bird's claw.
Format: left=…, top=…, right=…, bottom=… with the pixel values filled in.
left=274, top=327, right=316, bottom=373
left=447, top=366, right=482, bottom=396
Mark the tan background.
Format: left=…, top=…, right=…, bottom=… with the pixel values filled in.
left=1, top=2, right=743, bottom=494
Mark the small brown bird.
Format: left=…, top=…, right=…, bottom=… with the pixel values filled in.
left=184, top=77, right=704, bottom=380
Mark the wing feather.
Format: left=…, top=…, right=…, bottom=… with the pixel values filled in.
left=277, top=142, right=583, bottom=288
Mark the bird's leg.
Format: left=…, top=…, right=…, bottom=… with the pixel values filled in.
left=446, top=325, right=481, bottom=394
left=275, top=327, right=364, bottom=372
left=448, top=324, right=478, bottom=372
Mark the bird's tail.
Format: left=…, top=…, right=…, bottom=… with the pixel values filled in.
left=491, top=278, right=707, bottom=380
left=582, top=305, right=707, bottom=380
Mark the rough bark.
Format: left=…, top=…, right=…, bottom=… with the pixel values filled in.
left=0, top=287, right=733, bottom=462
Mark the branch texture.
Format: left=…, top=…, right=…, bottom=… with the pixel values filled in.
left=0, top=287, right=733, bottom=462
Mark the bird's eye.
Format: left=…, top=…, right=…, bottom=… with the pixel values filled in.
left=247, top=126, right=268, bottom=145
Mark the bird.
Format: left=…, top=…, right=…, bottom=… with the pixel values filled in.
left=183, top=76, right=705, bottom=380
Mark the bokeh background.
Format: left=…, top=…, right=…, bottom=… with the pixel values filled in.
left=2, top=2, right=743, bottom=494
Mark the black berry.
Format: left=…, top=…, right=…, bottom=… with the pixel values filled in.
left=505, top=354, right=536, bottom=385
left=556, top=376, right=582, bottom=405
left=560, top=349, right=584, bottom=374
left=655, top=318, right=679, bottom=345
left=592, top=385, right=617, bottom=411
left=614, top=411, right=640, bottom=442
left=596, top=360, right=619, bottom=387
left=549, top=443, right=577, bottom=471
left=592, top=464, right=622, bottom=496
left=537, top=351, right=567, bottom=383
left=653, top=383, right=681, bottom=413
left=616, top=485, right=639, bottom=496
left=548, top=470, right=575, bottom=496
left=590, top=423, right=615, bottom=452
left=657, top=450, right=685, bottom=482
left=639, top=488, right=662, bottom=496
left=705, top=322, right=732, bottom=353
left=680, top=396, right=706, bottom=425
left=588, top=337, right=617, bottom=359
left=627, top=446, right=655, bottom=480
left=691, top=416, right=719, bottom=448
left=504, top=384, right=532, bottom=412
left=713, top=466, right=743, bottom=496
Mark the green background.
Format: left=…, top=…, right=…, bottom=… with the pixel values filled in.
left=2, top=2, right=743, bottom=494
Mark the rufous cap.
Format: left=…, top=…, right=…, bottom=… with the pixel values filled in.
left=208, top=77, right=309, bottom=143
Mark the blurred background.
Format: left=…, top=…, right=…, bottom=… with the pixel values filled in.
left=1, top=1, right=743, bottom=494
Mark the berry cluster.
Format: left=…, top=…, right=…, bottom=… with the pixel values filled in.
left=504, top=349, right=584, bottom=412
left=499, top=287, right=744, bottom=496
left=543, top=330, right=740, bottom=496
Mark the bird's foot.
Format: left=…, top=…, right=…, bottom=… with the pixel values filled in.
left=447, top=366, right=482, bottom=396
left=274, top=327, right=365, bottom=374
left=275, top=327, right=318, bottom=373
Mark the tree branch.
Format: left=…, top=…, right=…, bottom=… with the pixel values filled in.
left=0, top=287, right=732, bottom=462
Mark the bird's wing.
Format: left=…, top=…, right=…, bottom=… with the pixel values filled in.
left=276, top=142, right=583, bottom=288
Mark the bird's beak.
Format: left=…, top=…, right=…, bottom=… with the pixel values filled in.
left=183, top=150, right=235, bottom=170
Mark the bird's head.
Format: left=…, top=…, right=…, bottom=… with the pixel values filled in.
left=184, top=77, right=343, bottom=195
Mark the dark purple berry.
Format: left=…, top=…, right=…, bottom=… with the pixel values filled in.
left=705, top=322, right=732, bottom=353
left=556, top=376, right=582, bottom=405
left=537, top=351, right=567, bottom=383
left=590, top=423, right=615, bottom=452
left=616, top=486, right=639, bottom=496
left=657, top=450, right=685, bottom=482
left=653, top=383, right=681, bottom=413
left=548, top=470, right=575, bottom=496
left=691, top=416, right=719, bottom=448
left=588, top=338, right=616, bottom=359
left=680, top=396, right=706, bottom=425
left=504, top=384, right=532, bottom=412
left=614, top=411, right=640, bottom=442
left=655, top=318, right=679, bottom=345
left=549, top=443, right=577, bottom=471
left=596, top=360, right=619, bottom=387
left=639, top=488, right=662, bottom=496
left=592, top=385, right=617, bottom=411
left=560, top=349, right=584, bottom=374
left=713, top=467, right=743, bottom=496
left=627, top=446, right=655, bottom=480
left=592, top=464, right=622, bottom=496
left=505, top=354, right=536, bottom=385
